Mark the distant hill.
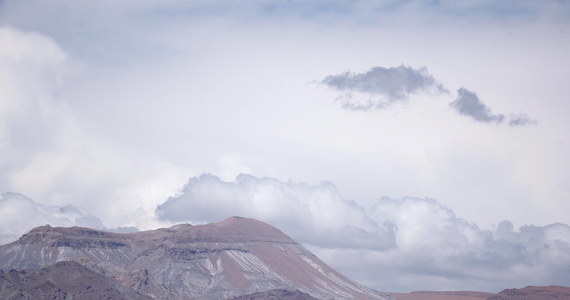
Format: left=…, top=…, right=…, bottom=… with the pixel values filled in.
left=391, top=286, right=570, bottom=300
left=487, top=285, right=570, bottom=300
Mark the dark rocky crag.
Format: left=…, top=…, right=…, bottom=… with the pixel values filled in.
left=0, top=217, right=390, bottom=300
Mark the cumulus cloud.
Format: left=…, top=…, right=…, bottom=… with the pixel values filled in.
left=156, top=174, right=395, bottom=250
left=450, top=88, right=505, bottom=124
left=363, top=198, right=570, bottom=290
left=156, top=174, right=570, bottom=292
left=0, top=192, right=104, bottom=244
left=320, top=65, right=447, bottom=110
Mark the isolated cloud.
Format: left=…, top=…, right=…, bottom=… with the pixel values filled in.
left=321, top=65, right=446, bottom=110
left=0, top=192, right=104, bottom=244
left=450, top=88, right=505, bottom=124
left=156, top=174, right=570, bottom=292
left=509, top=113, right=538, bottom=126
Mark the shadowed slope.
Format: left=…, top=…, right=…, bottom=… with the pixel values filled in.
left=0, top=260, right=150, bottom=299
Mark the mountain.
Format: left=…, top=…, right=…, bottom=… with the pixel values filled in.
left=0, top=216, right=390, bottom=300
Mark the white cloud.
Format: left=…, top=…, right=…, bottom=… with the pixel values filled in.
left=0, top=26, right=193, bottom=230
left=156, top=174, right=570, bottom=292
left=157, top=174, right=395, bottom=250
left=0, top=192, right=104, bottom=244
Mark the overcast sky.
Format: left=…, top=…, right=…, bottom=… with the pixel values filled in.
left=1, top=0, right=570, bottom=293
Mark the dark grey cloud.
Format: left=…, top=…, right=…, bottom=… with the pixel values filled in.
left=321, top=65, right=447, bottom=110
left=450, top=88, right=505, bottom=124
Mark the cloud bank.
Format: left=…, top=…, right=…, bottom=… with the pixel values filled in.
left=320, top=65, right=446, bottom=110
left=0, top=192, right=104, bottom=244
left=156, top=174, right=570, bottom=292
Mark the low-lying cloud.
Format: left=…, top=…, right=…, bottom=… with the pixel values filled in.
left=320, top=65, right=447, bottom=110
left=156, top=174, right=570, bottom=292
left=0, top=192, right=104, bottom=244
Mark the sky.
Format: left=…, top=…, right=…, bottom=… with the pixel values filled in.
left=1, top=0, right=570, bottom=293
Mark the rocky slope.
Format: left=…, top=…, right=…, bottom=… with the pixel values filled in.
left=0, top=260, right=150, bottom=299
left=0, top=216, right=389, bottom=300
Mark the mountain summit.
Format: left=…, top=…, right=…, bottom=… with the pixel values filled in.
left=0, top=216, right=390, bottom=299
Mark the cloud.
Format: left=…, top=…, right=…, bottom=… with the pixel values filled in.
left=156, top=174, right=395, bottom=250
left=450, top=88, right=539, bottom=126
left=0, top=192, right=104, bottom=244
left=364, top=198, right=570, bottom=291
left=0, top=26, right=188, bottom=230
left=156, top=174, right=570, bottom=292
left=320, top=65, right=447, bottom=110
left=320, top=66, right=538, bottom=127
left=450, top=88, right=505, bottom=124
left=509, top=113, right=538, bottom=126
